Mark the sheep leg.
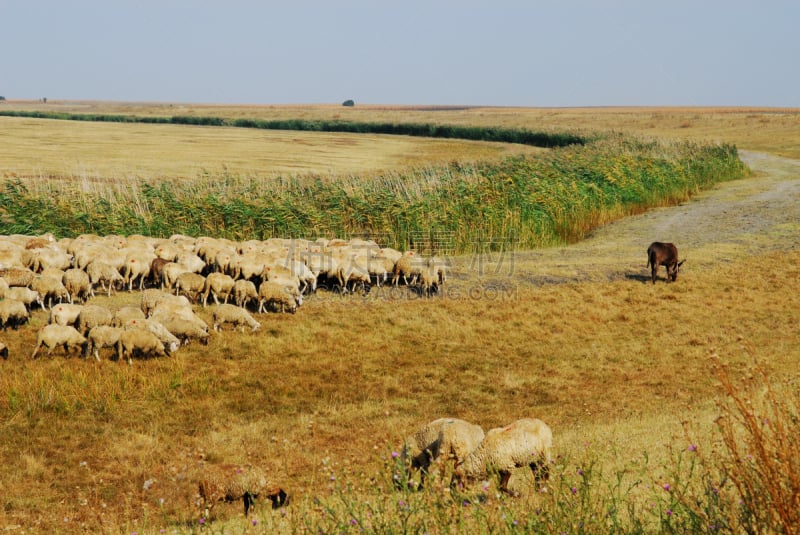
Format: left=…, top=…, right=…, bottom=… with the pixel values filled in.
left=530, top=460, right=550, bottom=482
left=30, top=342, right=42, bottom=359
left=242, top=492, right=254, bottom=516
left=498, top=472, right=512, bottom=494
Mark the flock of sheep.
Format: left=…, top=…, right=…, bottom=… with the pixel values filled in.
left=0, top=232, right=448, bottom=363
left=0, top=231, right=550, bottom=518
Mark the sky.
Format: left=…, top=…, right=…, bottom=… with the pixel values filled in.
left=1, top=1, right=798, bottom=107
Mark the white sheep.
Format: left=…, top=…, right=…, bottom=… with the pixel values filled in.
left=116, top=328, right=176, bottom=365
left=160, top=262, right=191, bottom=291
left=121, top=249, right=156, bottom=291
left=0, top=267, right=36, bottom=287
left=30, top=324, right=88, bottom=359
left=212, top=304, right=261, bottom=333
left=0, top=299, right=30, bottom=330
left=150, top=300, right=209, bottom=334
left=417, top=265, right=440, bottom=298
left=258, top=281, right=302, bottom=314
left=48, top=303, right=84, bottom=327
left=140, top=288, right=188, bottom=317
left=2, top=286, right=43, bottom=310
left=86, top=260, right=124, bottom=297
left=111, top=306, right=146, bottom=327
left=31, top=274, right=70, bottom=309
left=158, top=317, right=210, bottom=346
left=453, top=418, right=553, bottom=495
left=75, top=304, right=113, bottom=335
left=392, top=251, right=427, bottom=286
left=232, top=279, right=258, bottom=309
left=198, top=464, right=289, bottom=517
left=31, top=246, right=72, bottom=273
left=175, top=272, right=206, bottom=303
left=123, top=318, right=181, bottom=349
left=396, top=418, right=485, bottom=490
left=176, top=251, right=206, bottom=274
left=62, top=268, right=93, bottom=303
left=202, top=272, right=235, bottom=307
left=85, top=325, right=124, bottom=361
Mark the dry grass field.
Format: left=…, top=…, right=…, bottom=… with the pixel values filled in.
left=0, top=102, right=798, bottom=533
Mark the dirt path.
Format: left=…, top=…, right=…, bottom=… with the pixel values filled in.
left=453, top=151, right=800, bottom=287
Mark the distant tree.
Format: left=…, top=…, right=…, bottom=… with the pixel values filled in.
left=0, top=96, right=5, bottom=101
left=42, top=97, right=47, bottom=103
left=342, top=99, right=355, bottom=107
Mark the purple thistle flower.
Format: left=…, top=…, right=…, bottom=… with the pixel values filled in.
left=663, top=483, right=671, bottom=491
left=666, top=509, right=673, bottom=516
left=391, top=451, right=399, bottom=459
left=571, top=486, right=578, bottom=495
left=688, top=444, right=697, bottom=452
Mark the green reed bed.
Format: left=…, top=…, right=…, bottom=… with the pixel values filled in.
left=0, top=133, right=747, bottom=253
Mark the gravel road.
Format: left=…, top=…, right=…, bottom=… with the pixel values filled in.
left=454, top=151, right=800, bottom=287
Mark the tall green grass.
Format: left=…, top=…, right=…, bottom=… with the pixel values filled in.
left=0, top=133, right=747, bottom=253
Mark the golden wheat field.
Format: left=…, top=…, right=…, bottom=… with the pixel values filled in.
left=0, top=102, right=798, bottom=533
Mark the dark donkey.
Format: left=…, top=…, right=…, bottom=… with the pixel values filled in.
left=646, top=242, right=685, bottom=284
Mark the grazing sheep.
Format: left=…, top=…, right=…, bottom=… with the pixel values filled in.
left=85, top=325, right=124, bottom=361
left=392, top=251, right=426, bottom=286
left=2, top=286, right=43, bottom=310
left=0, top=299, right=30, bottom=330
left=417, top=265, right=440, bottom=297
left=123, top=318, right=181, bottom=349
left=212, top=304, right=261, bottom=333
left=160, top=262, right=191, bottom=291
left=233, top=254, right=267, bottom=282
left=30, top=324, right=87, bottom=359
left=39, top=267, right=67, bottom=281
left=337, top=254, right=372, bottom=294
left=202, top=272, right=235, bottom=307
left=62, top=268, right=93, bottom=303
left=31, top=246, right=72, bottom=273
left=121, top=249, right=156, bottom=291
left=258, top=281, right=302, bottom=314
left=232, top=279, right=258, bottom=309
left=175, top=272, right=206, bottom=303
left=75, top=304, right=113, bottom=336
left=396, top=418, right=485, bottom=490
left=86, top=261, right=124, bottom=297
left=176, top=251, right=206, bottom=274
left=48, top=303, right=84, bottom=327
left=150, top=300, right=209, bottom=334
left=159, top=317, right=210, bottom=346
left=30, top=275, right=70, bottom=309
left=428, top=255, right=449, bottom=286
left=0, top=341, right=7, bottom=360
left=116, top=328, right=175, bottom=365
left=0, top=267, right=36, bottom=287
left=140, top=288, right=189, bottom=317
left=453, top=418, right=553, bottom=495
left=198, top=464, right=289, bottom=517
left=111, top=306, right=146, bottom=327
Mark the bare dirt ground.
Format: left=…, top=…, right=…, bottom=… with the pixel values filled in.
left=450, top=151, right=800, bottom=288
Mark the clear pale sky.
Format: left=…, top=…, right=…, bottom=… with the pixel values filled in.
left=2, top=1, right=797, bottom=107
